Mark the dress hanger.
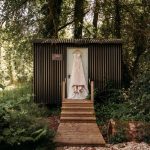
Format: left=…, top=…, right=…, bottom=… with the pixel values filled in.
left=73, top=49, right=82, bottom=55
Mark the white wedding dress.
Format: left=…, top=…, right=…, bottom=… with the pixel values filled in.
left=68, top=53, right=88, bottom=99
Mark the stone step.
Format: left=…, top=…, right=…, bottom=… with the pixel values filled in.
left=60, top=116, right=96, bottom=123
left=62, top=106, right=94, bottom=112
left=61, top=111, right=95, bottom=117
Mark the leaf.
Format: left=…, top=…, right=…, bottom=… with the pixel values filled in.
left=31, top=128, right=44, bottom=136
left=34, top=129, right=47, bottom=141
left=19, top=136, right=34, bottom=142
left=3, top=128, right=11, bottom=136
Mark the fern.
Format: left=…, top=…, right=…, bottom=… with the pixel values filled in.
left=0, top=84, right=55, bottom=149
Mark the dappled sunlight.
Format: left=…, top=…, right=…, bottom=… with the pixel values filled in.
left=0, top=0, right=149, bottom=149
left=5, top=84, right=17, bottom=91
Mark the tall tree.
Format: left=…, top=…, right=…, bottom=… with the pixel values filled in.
left=100, top=0, right=114, bottom=38
left=41, top=0, right=63, bottom=38
left=74, top=0, right=84, bottom=38
left=113, top=0, right=131, bottom=87
left=132, top=14, right=148, bottom=77
left=114, top=0, right=121, bottom=38
left=93, top=0, right=100, bottom=38
left=119, top=0, right=150, bottom=87
left=0, top=0, right=149, bottom=86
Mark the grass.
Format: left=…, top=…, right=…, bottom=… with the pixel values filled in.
left=0, top=83, right=32, bottom=100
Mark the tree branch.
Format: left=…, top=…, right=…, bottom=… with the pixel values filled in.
left=58, top=9, right=90, bottom=32
left=58, top=20, right=74, bottom=31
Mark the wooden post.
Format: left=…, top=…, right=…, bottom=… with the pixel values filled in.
left=62, top=81, right=65, bottom=101
left=91, top=81, right=94, bottom=102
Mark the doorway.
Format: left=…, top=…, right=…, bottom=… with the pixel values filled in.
left=67, top=47, right=88, bottom=98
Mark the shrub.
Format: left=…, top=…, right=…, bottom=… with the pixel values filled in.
left=0, top=84, right=55, bottom=150
left=95, top=70, right=150, bottom=125
left=95, top=71, right=150, bottom=143
left=128, top=70, right=150, bottom=121
left=95, top=101, right=133, bottom=125
left=94, top=81, right=129, bottom=125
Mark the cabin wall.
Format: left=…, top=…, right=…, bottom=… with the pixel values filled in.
left=33, top=42, right=122, bottom=104
left=34, top=43, right=66, bottom=104
left=88, top=44, right=122, bottom=90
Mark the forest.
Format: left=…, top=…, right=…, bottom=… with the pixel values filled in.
left=0, top=0, right=150, bottom=149
left=0, top=0, right=149, bottom=86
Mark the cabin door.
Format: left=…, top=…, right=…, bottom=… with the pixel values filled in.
left=67, top=48, right=88, bottom=98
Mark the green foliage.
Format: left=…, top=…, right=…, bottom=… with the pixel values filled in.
left=0, top=84, right=55, bottom=150
left=95, top=70, right=150, bottom=128
left=48, top=106, right=61, bottom=116
left=95, top=102, right=132, bottom=125
left=94, top=82, right=129, bottom=125
left=0, top=83, right=32, bottom=100
left=0, top=0, right=149, bottom=87
left=0, top=84, right=5, bottom=90
left=128, top=70, right=150, bottom=121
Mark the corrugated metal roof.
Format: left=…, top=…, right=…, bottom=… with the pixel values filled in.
left=33, top=38, right=122, bottom=44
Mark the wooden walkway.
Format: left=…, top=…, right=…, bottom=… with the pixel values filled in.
left=54, top=81, right=105, bottom=146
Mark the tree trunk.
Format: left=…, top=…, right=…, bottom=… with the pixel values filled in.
left=113, top=0, right=133, bottom=87
left=7, top=52, right=14, bottom=84
left=74, top=0, right=84, bottom=38
left=42, top=0, right=63, bottom=38
left=114, top=0, right=121, bottom=38
left=132, top=26, right=147, bottom=78
left=93, top=0, right=100, bottom=38
left=131, top=0, right=148, bottom=78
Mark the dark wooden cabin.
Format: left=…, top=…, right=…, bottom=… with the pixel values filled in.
left=33, top=39, right=122, bottom=105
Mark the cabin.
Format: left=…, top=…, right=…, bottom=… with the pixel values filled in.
left=33, top=39, right=122, bottom=105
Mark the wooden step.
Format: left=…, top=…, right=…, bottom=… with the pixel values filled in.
left=62, top=107, right=94, bottom=112
left=55, top=99, right=105, bottom=146
left=62, top=103, right=93, bottom=107
left=60, top=116, right=96, bottom=123
left=62, top=100, right=93, bottom=106
left=61, top=111, right=95, bottom=117
left=63, top=99, right=92, bottom=103
left=54, top=123, right=105, bottom=146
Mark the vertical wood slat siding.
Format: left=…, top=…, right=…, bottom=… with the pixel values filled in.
left=33, top=43, right=66, bottom=104
left=88, top=44, right=122, bottom=91
left=33, top=43, right=122, bottom=104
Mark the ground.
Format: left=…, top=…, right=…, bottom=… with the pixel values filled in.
left=48, top=115, right=150, bottom=150
left=56, top=142, right=150, bottom=150
left=48, top=115, right=60, bottom=131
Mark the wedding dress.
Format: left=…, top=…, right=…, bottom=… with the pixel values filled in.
left=68, top=53, right=88, bottom=99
